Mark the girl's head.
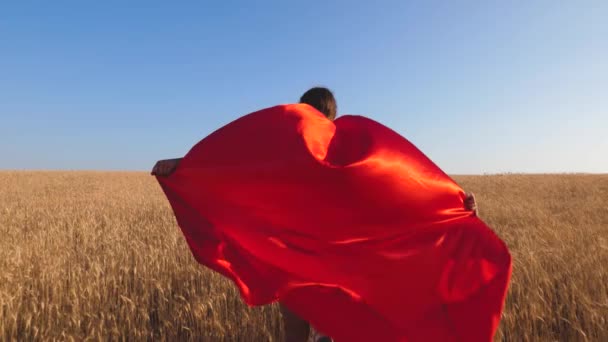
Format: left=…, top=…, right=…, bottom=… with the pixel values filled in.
left=299, top=87, right=337, bottom=121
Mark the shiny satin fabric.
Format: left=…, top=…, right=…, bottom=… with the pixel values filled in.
left=156, top=104, right=512, bottom=342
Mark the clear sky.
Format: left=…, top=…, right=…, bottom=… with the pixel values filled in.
left=1, top=1, right=606, bottom=174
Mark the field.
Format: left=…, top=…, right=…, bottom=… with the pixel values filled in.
left=1, top=172, right=607, bottom=341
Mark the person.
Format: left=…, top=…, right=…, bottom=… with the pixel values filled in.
left=152, top=87, right=478, bottom=342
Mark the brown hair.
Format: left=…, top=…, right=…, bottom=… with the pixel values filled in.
left=299, top=87, right=337, bottom=120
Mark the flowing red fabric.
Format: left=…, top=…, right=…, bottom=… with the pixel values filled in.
left=156, top=104, right=512, bottom=342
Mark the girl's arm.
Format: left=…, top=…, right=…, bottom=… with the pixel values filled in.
left=151, top=158, right=182, bottom=176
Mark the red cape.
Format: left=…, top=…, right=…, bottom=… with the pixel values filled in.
left=156, top=104, right=512, bottom=342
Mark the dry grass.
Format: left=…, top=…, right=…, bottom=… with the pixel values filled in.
left=0, top=172, right=607, bottom=341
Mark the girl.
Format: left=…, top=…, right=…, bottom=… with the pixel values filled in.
left=152, top=87, right=478, bottom=342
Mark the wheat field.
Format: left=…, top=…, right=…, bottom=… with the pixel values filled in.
left=1, top=172, right=607, bottom=341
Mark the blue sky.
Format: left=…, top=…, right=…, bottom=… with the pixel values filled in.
left=1, top=1, right=606, bottom=173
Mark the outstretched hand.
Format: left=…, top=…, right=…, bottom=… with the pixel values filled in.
left=151, top=158, right=181, bottom=177
left=464, top=192, right=478, bottom=216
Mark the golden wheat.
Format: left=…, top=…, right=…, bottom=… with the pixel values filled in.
left=1, top=172, right=607, bottom=341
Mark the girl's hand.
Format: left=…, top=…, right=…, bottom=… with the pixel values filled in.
left=151, top=158, right=180, bottom=177
left=464, top=192, right=478, bottom=216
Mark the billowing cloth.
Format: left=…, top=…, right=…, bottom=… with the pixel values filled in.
left=156, top=104, right=512, bottom=342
